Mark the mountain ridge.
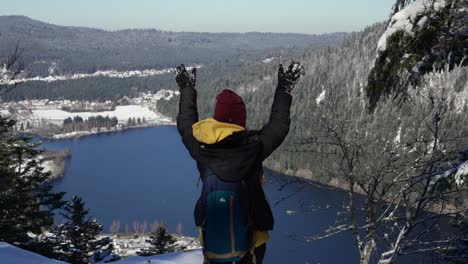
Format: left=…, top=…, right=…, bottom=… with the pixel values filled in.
left=1, top=15, right=347, bottom=35
left=0, top=16, right=348, bottom=75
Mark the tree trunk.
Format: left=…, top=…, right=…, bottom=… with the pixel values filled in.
left=360, top=239, right=376, bottom=264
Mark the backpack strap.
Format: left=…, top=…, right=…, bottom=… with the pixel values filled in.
left=250, top=248, right=257, bottom=264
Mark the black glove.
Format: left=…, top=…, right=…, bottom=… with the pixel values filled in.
left=278, top=61, right=304, bottom=93
left=175, top=64, right=197, bottom=90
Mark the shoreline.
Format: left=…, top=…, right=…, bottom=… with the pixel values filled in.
left=264, top=165, right=464, bottom=214
left=41, top=149, right=72, bottom=181
left=39, top=121, right=176, bottom=141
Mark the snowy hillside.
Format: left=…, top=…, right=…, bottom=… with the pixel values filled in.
left=0, top=15, right=347, bottom=78
left=0, top=242, right=66, bottom=264
left=0, top=242, right=203, bottom=264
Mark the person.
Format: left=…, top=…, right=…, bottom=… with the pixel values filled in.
left=175, top=62, right=304, bottom=263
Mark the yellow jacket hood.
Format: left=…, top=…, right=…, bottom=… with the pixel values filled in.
left=192, top=118, right=245, bottom=144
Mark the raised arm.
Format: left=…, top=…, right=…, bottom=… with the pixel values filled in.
left=259, top=62, right=304, bottom=160
left=175, top=64, right=200, bottom=159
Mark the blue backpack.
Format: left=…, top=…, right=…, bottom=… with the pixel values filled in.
left=196, top=166, right=251, bottom=262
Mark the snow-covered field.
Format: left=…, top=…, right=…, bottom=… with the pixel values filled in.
left=32, top=105, right=170, bottom=125
left=0, top=242, right=66, bottom=264
left=0, top=242, right=203, bottom=264
left=113, top=250, right=203, bottom=264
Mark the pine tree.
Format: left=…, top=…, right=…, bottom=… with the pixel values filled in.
left=93, top=243, right=121, bottom=263
left=53, top=196, right=111, bottom=264
left=0, top=114, right=65, bottom=245
left=137, top=225, right=177, bottom=256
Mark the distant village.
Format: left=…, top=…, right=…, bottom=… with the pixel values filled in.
left=0, top=89, right=179, bottom=139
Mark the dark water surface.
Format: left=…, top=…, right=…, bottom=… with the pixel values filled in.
left=42, top=126, right=365, bottom=264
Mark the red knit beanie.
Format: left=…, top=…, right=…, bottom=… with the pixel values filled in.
left=213, top=89, right=246, bottom=127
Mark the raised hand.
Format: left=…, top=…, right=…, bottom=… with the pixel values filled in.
left=175, top=64, right=197, bottom=90
left=278, top=61, right=305, bottom=93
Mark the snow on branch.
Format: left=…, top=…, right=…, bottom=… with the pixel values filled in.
left=429, top=160, right=468, bottom=191
left=377, top=0, right=447, bottom=52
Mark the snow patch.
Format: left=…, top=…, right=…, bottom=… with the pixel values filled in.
left=48, top=62, right=58, bottom=75
left=429, top=160, right=468, bottom=190
left=394, top=126, right=402, bottom=145
left=292, top=63, right=301, bottom=72
left=316, top=90, right=326, bottom=105
left=262, top=57, right=275, bottom=64
left=454, top=161, right=467, bottom=186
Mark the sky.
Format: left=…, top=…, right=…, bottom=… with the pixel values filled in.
left=0, top=0, right=394, bottom=34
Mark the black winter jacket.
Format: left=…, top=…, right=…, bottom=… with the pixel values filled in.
left=176, top=86, right=292, bottom=230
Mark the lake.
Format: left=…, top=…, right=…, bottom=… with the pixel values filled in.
left=41, top=125, right=421, bottom=264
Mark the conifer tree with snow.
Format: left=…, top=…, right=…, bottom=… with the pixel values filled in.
left=366, top=0, right=467, bottom=110
left=52, top=196, right=112, bottom=264
left=137, top=225, right=177, bottom=256
left=0, top=39, right=65, bottom=256
left=93, top=243, right=121, bottom=263
left=0, top=115, right=65, bottom=246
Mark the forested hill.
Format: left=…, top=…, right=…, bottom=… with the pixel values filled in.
left=0, top=16, right=346, bottom=76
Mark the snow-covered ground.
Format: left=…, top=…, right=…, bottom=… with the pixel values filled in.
left=108, top=234, right=200, bottom=257
left=112, top=250, right=203, bottom=264
left=0, top=242, right=203, bottom=264
left=51, top=128, right=120, bottom=139
left=0, top=242, right=66, bottom=264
